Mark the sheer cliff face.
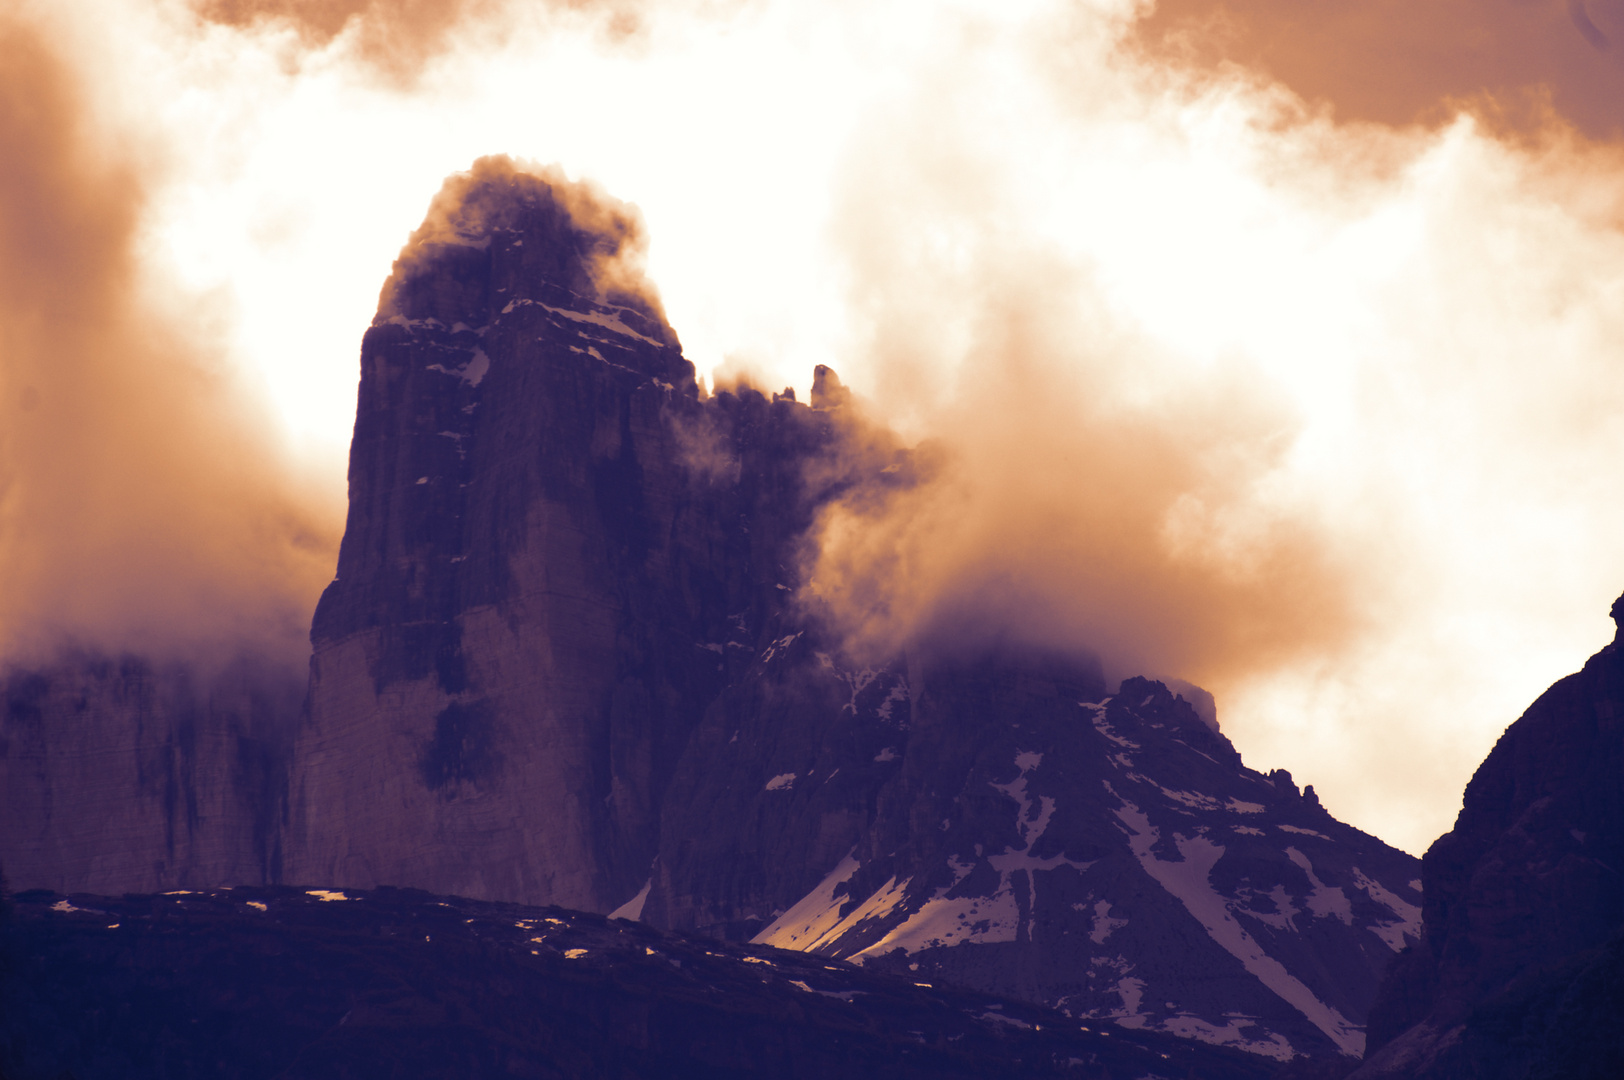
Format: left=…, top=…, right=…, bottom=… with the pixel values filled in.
left=1355, top=600, right=1624, bottom=1079
left=0, top=655, right=302, bottom=895
left=286, top=158, right=854, bottom=911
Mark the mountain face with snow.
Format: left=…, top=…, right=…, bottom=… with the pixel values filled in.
left=275, top=158, right=1422, bottom=1062
left=1353, top=598, right=1624, bottom=1079
left=1, top=158, right=1428, bottom=1067
left=650, top=645, right=1421, bottom=1061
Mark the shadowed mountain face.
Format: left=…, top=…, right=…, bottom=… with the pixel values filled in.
left=0, top=655, right=303, bottom=895
left=1353, top=599, right=1624, bottom=1080
left=3, top=157, right=1424, bottom=1066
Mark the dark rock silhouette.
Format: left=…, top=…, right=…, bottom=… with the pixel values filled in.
left=0, top=884, right=1283, bottom=1080
left=1353, top=596, right=1624, bottom=1079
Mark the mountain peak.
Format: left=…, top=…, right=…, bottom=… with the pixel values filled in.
left=375, top=155, right=672, bottom=344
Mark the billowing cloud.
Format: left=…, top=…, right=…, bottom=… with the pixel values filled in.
left=0, top=11, right=336, bottom=667
left=1136, top=0, right=1624, bottom=138
left=192, top=0, right=647, bottom=80
left=11, top=0, right=1624, bottom=857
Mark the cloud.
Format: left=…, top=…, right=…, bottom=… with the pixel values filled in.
left=795, top=1, right=1624, bottom=853
left=17, top=0, right=1624, bottom=858
left=0, top=12, right=336, bottom=666
left=192, top=0, right=649, bottom=81
left=378, top=154, right=668, bottom=327
left=1135, top=0, right=1624, bottom=139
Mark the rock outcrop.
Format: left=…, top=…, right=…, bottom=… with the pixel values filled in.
left=1353, top=597, right=1624, bottom=1079
left=284, top=157, right=876, bottom=912
left=656, top=644, right=1421, bottom=1059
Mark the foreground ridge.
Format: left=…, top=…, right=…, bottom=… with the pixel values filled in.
left=0, top=884, right=1279, bottom=1080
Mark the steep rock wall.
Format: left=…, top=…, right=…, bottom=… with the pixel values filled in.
left=284, top=158, right=861, bottom=911
left=0, top=654, right=302, bottom=894
left=1354, top=596, right=1624, bottom=1079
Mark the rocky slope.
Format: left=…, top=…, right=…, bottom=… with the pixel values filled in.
left=650, top=644, right=1420, bottom=1060
left=0, top=884, right=1280, bottom=1080
left=1352, top=596, right=1624, bottom=1079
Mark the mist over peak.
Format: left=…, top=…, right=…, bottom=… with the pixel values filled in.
left=378, top=156, right=671, bottom=336
left=0, top=14, right=334, bottom=668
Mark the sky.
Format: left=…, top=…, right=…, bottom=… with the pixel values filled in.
left=4, top=0, right=1624, bottom=856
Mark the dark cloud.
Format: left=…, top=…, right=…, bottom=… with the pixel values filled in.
left=1135, top=0, right=1624, bottom=139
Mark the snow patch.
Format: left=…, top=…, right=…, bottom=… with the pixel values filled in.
left=1157, top=785, right=1225, bottom=811
left=1278, top=825, right=1332, bottom=840
left=539, top=303, right=665, bottom=347
left=1351, top=867, right=1422, bottom=951
left=1159, top=1014, right=1296, bottom=1061
left=1087, top=706, right=1141, bottom=749
left=1088, top=899, right=1129, bottom=943
left=789, top=980, right=863, bottom=1001
left=844, top=754, right=1093, bottom=960
left=306, top=890, right=350, bottom=902
left=1113, top=795, right=1363, bottom=1056
left=753, top=853, right=862, bottom=950
left=1285, top=848, right=1353, bottom=925
left=765, top=772, right=797, bottom=791
left=610, top=879, right=651, bottom=921
left=759, top=632, right=801, bottom=664
left=847, top=862, right=1018, bottom=957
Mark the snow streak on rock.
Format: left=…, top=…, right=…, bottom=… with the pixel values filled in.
left=1111, top=792, right=1364, bottom=1056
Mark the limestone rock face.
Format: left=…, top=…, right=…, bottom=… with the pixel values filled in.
left=0, top=654, right=302, bottom=894
left=1354, top=599, right=1624, bottom=1079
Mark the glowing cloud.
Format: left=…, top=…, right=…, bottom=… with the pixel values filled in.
left=8, top=0, right=1624, bottom=856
